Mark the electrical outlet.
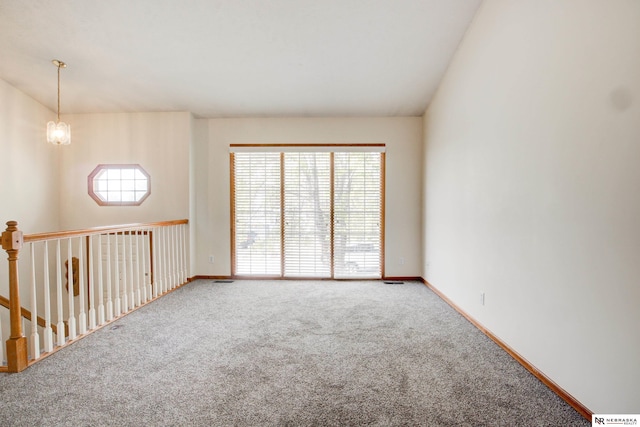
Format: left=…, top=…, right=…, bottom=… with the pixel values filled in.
left=480, top=292, right=485, bottom=306
left=208, top=255, right=215, bottom=264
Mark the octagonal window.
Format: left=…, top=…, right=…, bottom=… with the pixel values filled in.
left=88, top=164, right=150, bottom=206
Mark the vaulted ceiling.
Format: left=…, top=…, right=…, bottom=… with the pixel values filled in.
left=0, top=0, right=481, bottom=117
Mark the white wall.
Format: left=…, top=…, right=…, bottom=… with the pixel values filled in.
left=58, top=112, right=191, bottom=230
left=423, top=0, right=640, bottom=413
left=194, top=117, right=423, bottom=277
left=190, top=116, right=208, bottom=276
left=0, top=78, right=60, bottom=233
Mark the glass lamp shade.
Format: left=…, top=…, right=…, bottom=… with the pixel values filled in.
left=47, top=121, right=71, bottom=145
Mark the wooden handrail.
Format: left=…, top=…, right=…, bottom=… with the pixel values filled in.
left=24, top=219, right=188, bottom=242
left=0, top=295, right=63, bottom=336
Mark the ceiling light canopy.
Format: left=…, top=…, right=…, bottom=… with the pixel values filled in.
left=46, top=59, right=71, bottom=145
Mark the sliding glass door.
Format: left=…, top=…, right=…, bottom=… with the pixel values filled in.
left=284, top=152, right=331, bottom=277
left=333, top=152, right=382, bottom=278
left=232, top=146, right=384, bottom=279
left=232, top=152, right=281, bottom=276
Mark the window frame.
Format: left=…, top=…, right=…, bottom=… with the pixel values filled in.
left=87, top=164, right=151, bottom=206
left=230, top=144, right=385, bottom=279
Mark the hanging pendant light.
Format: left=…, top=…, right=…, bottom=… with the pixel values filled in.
left=46, top=59, right=71, bottom=145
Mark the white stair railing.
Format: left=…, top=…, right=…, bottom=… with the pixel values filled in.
left=0, top=310, right=4, bottom=365
left=0, top=219, right=189, bottom=372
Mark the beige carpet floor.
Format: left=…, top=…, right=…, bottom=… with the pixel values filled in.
left=0, top=279, right=588, bottom=426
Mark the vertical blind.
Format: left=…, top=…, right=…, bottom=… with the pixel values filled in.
left=232, top=147, right=383, bottom=279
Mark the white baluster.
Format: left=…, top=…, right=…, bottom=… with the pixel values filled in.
left=140, top=230, right=148, bottom=303
left=106, top=234, right=114, bottom=321
left=152, top=227, right=159, bottom=298
left=168, top=225, right=174, bottom=289
left=144, top=229, right=155, bottom=301
left=157, top=227, right=163, bottom=293
left=158, top=227, right=164, bottom=294
left=42, top=242, right=53, bottom=352
left=173, top=224, right=182, bottom=286
left=147, top=229, right=153, bottom=299
left=121, top=231, right=128, bottom=312
left=148, top=229, right=153, bottom=298
left=179, top=224, right=185, bottom=284
left=173, top=225, right=178, bottom=287
left=135, top=231, right=142, bottom=306
left=163, top=226, right=168, bottom=292
left=128, top=231, right=135, bottom=309
left=161, top=226, right=166, bottom=294
left=167, top=226, right=172, bottom=290
left=163, top=227, right=169, bottom=291
left=114, top=233, right=121, bottom=316
left=185, top=224, right=189, bottom=282
left=22, top=318, right=27, bottom=346
left=175, top=225, right=181, bottom=284
left=97, top=234, right=105, bottom=325
left=55, top=240, right=65, bottom=346
left=181, top=223, right=188, bottom=283
left=88, top=235, right=97, bottom=330
left=77, top=237, right=87, bottom=335
left=175, top=225, right=181, bottom=285
left=29, top=243, right=40, bottom=359
left=156, top=227, right=162, bottom=295
left=165, top=226, right=171, bottom=290
left=67, top=238, right=76, bottom=340
left=0, top=313, right=4, bottom=365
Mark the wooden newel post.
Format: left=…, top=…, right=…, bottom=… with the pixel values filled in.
left=2, top=221, right=28, bottom=372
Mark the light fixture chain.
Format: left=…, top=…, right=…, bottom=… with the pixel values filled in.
left=57, top=63, right=61, bottom=122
